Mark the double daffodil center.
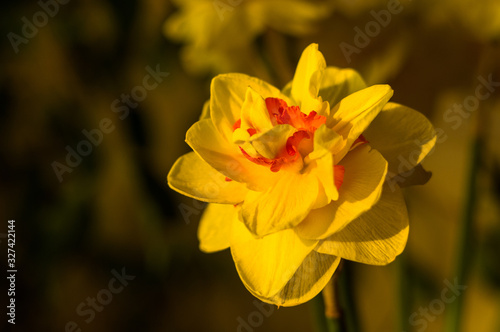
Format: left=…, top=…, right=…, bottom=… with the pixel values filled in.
left=233, top=97, right=326, bottom=172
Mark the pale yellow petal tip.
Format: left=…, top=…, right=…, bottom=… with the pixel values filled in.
left=305, top=43, right=320, bottom=51
left=299, top=43, right=326, bottom=67
left=166, top=157, right=183, bottom=191
left=199, top=244, right=228, bottom=254
left=373, top=84, right=394, bottom=96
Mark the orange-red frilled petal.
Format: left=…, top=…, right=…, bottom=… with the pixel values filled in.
left=235, top=96, right=330, bottom=173
left=167, top=152, right=248, bottom=204
left=210, top=73, right=289, bottom=142
left=186, top=119, right=279, bottom=191
left=334, top=165, right=345, bottom=191
left=315, top=183, right=409, bottom=265
left=266, top=98, right=326, bottom=131
left=296, top=144, right=388, bottom=240
left=240, top=170, right=321, bottom=237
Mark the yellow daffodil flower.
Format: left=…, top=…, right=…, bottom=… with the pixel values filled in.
left=168, top=44, right=436, bottom=306
left=164, top=0, right=333, bottom=74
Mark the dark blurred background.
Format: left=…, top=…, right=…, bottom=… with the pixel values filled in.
left=1, top=0, right=500, bottom=331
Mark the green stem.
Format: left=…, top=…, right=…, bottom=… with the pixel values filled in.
left=398, top=252, right=412, bottom=332
left=444, top=72, right=491, bottom=330
left=338, top=261, right=359, bottom=332
left=312, top=293, right=329, bottom=332
left=326, top=317, right=342, bottom=332
left=445, top=129, right=480, bottom=332
left=445, top=39, right=500, bottom=331
left=311, top=292, right=342, bottom=332
left=312, top=271, right=343, bottom=332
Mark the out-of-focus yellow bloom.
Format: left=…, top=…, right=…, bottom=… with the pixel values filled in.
left=168, top=44, right=436, bottom=306
left=424, top=0, right=500, bottom=42
left=335, top=0, right=500, bottom=42
left=164, top=0, right=333, bottom=74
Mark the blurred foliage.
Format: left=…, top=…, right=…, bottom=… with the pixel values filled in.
left=0, top=0, right=500, bottom=331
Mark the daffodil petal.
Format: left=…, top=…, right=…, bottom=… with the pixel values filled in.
left=240, top=87, right=274, bottom=134
left=186, top=119, right=279, bottom=191
left=330, top=85, right=393, bottom=162
left=230, top=218, right=317, bottom=299
left=233, top=124, right=296, bottom=159
left=210, top=74, right=285, bottom=141
left=199, top=100, right=210, bottom=120
left=310, top=153, right=338, bottom=206
left=306, top=128, right=344, bottom=209
left=240, top=170, right=320, bottom=237
left=198, top=203, right=238, bottom=253
left=168, top=152, right=248, bottom=204
left=309, top=124, right=345, bottom=160
left=364, top=102, right=437, bottom=176
left=281, top=80, right=292, bottom=98
left=318, top=67, right=367, bottom=110
left=315, top=184, right=409, bottom=265
left=263, top=252, right=341, bottom=306
left=296, top=144, right=388, bottom=240
left=249, top=124, right=297, bottom=159
left=291, top=43, right=326, bottom=114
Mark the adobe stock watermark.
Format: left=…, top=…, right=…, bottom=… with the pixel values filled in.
left=65, top=268, right=135, bottom=332
left=340, top=0, right=407, bottom=63
left=179, top=198, right=207, bottom=225
left=236, top=300, right=275, bottom=332
left=51, top=64, right=169, bottom=182
left=387, top=73, right=500, bottom=191
left=7, top=0, right=71, bottom=54
left=404, top=278, right=467, bottom=332
left=213, top=0, right=245, bottom=21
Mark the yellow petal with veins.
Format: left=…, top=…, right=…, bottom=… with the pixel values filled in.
left=364, top=102, right=436, bottom=177
left=296, top=144, right=388, bottom=240
left=210, top=74, right=288, bottom=141
left=230, top=218, right=317, bottom=300
left=186, top=119, right=279, bottom=191
left=318, top=67, right=367, bottom=112
left=248, top=124, right=297, bottom=160
left=329, top=84, right=393, bottom=162
left=290, top=43, right=326, bottom=114
left=240, top=170, right=320, bottom=237
left=168, top=152, right=247, bottom=204
left=262, top=251, right=341, bottom=306
left=315, top=183, right=409, bottom=265
left=239, top=87, right=274, bottom=134
left=198, top=203, right=238, bottom=253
